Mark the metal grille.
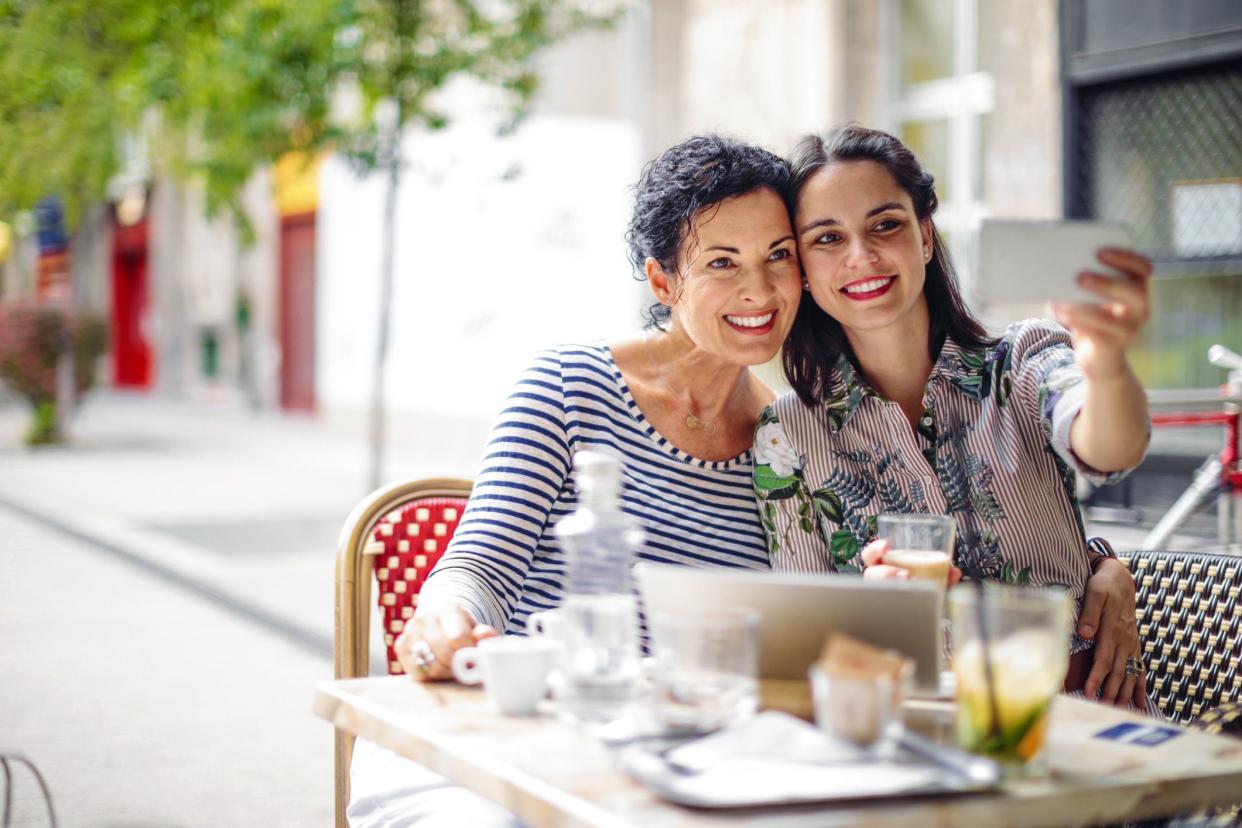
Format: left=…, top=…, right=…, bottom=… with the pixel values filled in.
left=1074, top=61, right=1242, bottom=536
left=1072, top=61, right=1242, bottom=264
left=1072, top=61, right=1242, bottom=391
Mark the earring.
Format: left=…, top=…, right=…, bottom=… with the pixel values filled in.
left=801, top=279, right=810, bottom=290
left=924, top=249, right=932, bottom=262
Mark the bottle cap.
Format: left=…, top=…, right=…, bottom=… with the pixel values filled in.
left=574, top=449, right=622, bottom=491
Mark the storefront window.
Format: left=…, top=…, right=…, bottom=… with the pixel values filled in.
left=899, top=0, right=955, bottom=89
left=889, top=0, right=990, bottom=287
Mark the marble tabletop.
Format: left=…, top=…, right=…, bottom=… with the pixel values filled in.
left=314, top=676, right=1242, bottom=828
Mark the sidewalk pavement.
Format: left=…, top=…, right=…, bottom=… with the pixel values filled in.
left=0, top=391, right=487, bottom=827
left=1, top=502, right=333, bottom=826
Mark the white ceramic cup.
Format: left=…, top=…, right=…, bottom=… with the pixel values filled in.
left=526, top=608, right=569, bottom=641
left=451, top=636, right=562, bottom=716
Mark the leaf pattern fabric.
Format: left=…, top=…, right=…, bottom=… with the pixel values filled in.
left=752, top=318, right=1149, bottom=635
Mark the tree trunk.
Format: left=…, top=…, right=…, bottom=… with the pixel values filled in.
left=368, top=112, right=402, bottom=492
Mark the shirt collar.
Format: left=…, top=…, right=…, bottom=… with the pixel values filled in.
left=934, top=336, right=1008, bottom=404
left=818, top=336, right=999, bottom=432
left=819, top=352, right=873, bottom=433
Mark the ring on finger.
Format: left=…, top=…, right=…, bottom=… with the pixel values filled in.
left=1124, top=657, right=1144, bottom=678
left=411, top=640, right=437, bottom=672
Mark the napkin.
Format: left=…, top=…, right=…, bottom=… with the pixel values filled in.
left=623, top=712, right=943, bottom=808
left=662, top=711, right=862, bottom=773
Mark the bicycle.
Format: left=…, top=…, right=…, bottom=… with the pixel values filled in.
left=1140, top=344, right=1242, bottom=553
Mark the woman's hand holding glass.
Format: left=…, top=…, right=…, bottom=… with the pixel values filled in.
left=395, top=603, right=499, bottom=682
left=860, top=538, right=963, bottom=586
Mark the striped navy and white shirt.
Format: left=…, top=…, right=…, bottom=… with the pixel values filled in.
left=420, top=343, right=770, bottom=634
left=753, top=318, right=1147, bottom=634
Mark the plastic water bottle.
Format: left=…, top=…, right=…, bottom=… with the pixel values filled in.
left=553, top=450, right=644, bottom=727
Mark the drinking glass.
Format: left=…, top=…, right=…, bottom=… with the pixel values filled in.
left=808, top=664, right=909, bottom=757
left=546, top=593, right=643, bottom=728
left=647, top=609, right=759, bottom=734
left=949, top=583, right=1071, bottom=775
left=877, top=514, right=956, bottom=603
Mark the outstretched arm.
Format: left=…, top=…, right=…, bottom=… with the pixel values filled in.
left=1055, top=248, right=1153, bottom=473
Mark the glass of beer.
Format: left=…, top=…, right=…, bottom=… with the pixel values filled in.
left=876, top=514, right=956, bottom=601
left=949, top=583, right=1071, bottom=775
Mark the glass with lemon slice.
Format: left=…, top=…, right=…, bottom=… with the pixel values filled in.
left=949, top=584, right=1070, bottom=774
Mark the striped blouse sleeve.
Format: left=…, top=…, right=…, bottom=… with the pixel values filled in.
left=1005, top=318, right=1147, bottom=487
left=419, top=350, right=573, bottom=630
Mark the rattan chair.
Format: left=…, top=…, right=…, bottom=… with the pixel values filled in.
left=1120, top=549, right=1242, bottom=724
left=1117, top=548, right=1242, bottom=828
left=333, top=477, right=472, bottom=828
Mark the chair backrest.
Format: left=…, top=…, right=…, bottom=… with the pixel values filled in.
left=1121, top=548, right=1241, bottom=724
left=368, top=496, right=469, bottom=674
left=333, top=477, right=472, bottom=828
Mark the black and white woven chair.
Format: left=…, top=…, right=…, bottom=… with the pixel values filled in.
left=1120, top=549, right=1241, bottom=726
left=1121, top=548, right=1242, bottom=828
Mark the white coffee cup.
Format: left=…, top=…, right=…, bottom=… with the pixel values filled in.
left=451, top=636, right=562, bottom=716
left=526, top=608, right=569, bottom=641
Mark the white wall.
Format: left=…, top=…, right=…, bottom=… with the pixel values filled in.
left=317, top=106, right=643, bottom=460
left=649, top=0, right=842, bottom=156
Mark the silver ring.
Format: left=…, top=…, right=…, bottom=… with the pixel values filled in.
left=1124, top=657, right=1144, bottom=678
left=411, top=640, right=436, bottom=672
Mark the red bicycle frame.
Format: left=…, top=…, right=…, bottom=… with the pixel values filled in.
left=1149, top=409, right=1242, bottom=492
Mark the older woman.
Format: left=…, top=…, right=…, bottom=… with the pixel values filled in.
left=350, top=134, right=803, bottom=827
left=754, top=124, right=1150, bottom=709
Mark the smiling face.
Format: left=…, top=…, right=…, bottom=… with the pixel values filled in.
left=795, top=160, right=934, bottom=340
left=654, top=187, right=802, bottom=366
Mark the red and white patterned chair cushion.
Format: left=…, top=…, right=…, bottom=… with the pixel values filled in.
left=363, top=496, right=468, bottom=674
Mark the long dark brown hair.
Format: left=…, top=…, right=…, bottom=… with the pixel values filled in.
left=783, top=124, right=995, bottom=407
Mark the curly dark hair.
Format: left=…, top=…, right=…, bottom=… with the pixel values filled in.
left=783, top=124, right=995, bottom=406
left=625, top=134, right=792, bottom=328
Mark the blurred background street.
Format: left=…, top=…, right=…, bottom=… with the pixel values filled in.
left=0, top=388, right=478, bottom=826
left=1, top=0, right=1240, bottom=825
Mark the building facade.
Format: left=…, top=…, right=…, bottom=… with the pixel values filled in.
left=3, top=1, right=1237, bottom=470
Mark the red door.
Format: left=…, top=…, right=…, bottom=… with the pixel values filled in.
left=111, top=220, right=152, bottom=388
left=279, top=211, right=317, bottom=412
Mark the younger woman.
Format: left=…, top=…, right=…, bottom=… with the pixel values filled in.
left=754, top=125, right=1150, bottom=709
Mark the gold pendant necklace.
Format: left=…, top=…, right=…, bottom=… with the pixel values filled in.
left=685, top=413, right=717, bottom=434
left=644, top=334, right=719, bottom=436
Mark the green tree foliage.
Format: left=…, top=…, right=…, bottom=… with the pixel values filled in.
left=0, top=0, right=619, bottom=477
left=0, top=0, right=621, bottom=228
left=0, top=0, right=139, bottom=223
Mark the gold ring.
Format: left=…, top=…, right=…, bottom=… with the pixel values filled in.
left=1124, top=657, right=1144, bottom=677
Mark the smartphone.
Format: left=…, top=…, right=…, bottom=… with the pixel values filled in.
left=973, top=219, right=1133, bottom=306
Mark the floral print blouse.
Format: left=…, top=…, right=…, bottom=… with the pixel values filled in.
left=753, top=319, right=1146, bottom=622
